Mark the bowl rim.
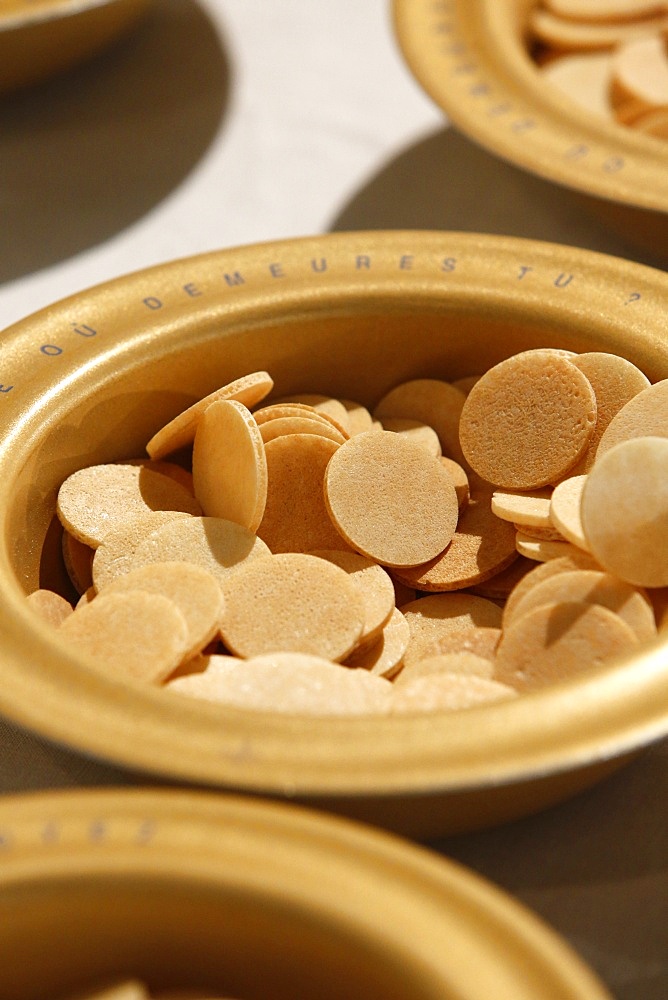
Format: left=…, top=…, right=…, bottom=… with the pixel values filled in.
left=1, top=230, right=668, bottom=818
left=392, top=0, right=668, bottom=214
left=0, top=786, right=613, bottom=1000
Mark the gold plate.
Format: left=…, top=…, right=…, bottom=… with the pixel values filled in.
left=1, top=231, right=668, bottom=838
left=0, top=787, right=612, bottom=999
left=393, top=0, right=668, bottom=259
left=0, top=0, right=151, bottom=94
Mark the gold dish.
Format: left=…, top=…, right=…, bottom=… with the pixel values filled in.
left=0, top=786, right=613, bottom=1000
left=0, top=0, right=151, bottom=94
left=392, top=0, right=668, bottom=262
left=1, top=231, right=668, bottom=838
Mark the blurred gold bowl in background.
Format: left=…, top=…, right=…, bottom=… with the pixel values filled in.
left=1, top=231, right=667, bottom=839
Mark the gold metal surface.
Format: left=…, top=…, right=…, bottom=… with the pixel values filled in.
left=1, top=231, right=668, bottom=838
left=393, top=0, right=668, bottom=259
left=0, top=787, right=613, bottom=1000
left=0, top=0, right=152, bottom=94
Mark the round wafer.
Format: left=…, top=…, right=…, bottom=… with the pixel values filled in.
left=596, top=378, right=668, bottom=457
left=377, top=417, right=442, bottom=457
left=309, top=549, right=395, bottom=644
left=372, top=378, right=467, bottom=464
left=395, top=651, right=496, bottom=689
left=343, top=606, right=410, bottom=678
left=391, top=673, right=517, bottom=713
left=549, top=475, right=589, bottom=549
left=92, top=511, right=192, bottom=590
left=491, top=488, right=553, bottom=527
left=400, top=593, right=503, bottom=668
left=26, top=589, right=73, bottom=627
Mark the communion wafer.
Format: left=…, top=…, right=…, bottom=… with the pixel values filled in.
left=166, top=652, right=393, bottom=716
left=377, top=417, right=442, bottom=457
left=495, top=600, right=640, bottom=691
left=258, top=434, right=349, bottom=553
left=634, top=106, right=668, bottom=135
left=258, top=414, right=346, bottom=445
left=343, top=606, right=410, bottom=678
left=505, top=568, right=657, bottom=642
left=459, top=351, right=597, bottom=489
left=392, top=490, right=518, bottom=591
left=324, top=431, right=459, bottom=568
left=130, top=516, right=271, bottom=588
left=92, top=511, right=192, bottom=590
left=339, top=398, right=375, bottom=435
left=612, top=33, right=668, bottom=111
left=253, top=401, right=350, bottom=438
left=394, top=651, right=496, bottom=689
left=121, top=458, right=195, bottom=494
left=541, top=51, right=616, bottom=120
left=530, top=9, right=668, bottom=50
left=544, top=0, right=666, bottom=20
left=191, top=399, right=267, bottom=531
left=491, top=488, right=553, bottom=528
left=58, top=590, right=189, bottom=683
left=372, top=378, right=467, bottom=465
left=146, top=371, right=274, bottom=459
left=549, top=475, right=589, bottom=549
left=62, top=530, right=94, bottom=594
left=502, top=551, right=602, bottom=627
left=272, top=393, right=351, bottom=434
left=218, top=552, right=365, bottom=661
left=512, top=523, right=565, bottom=542
left=439, top=457, right=470, bottom=509
left=309, top=549, right=395, bottom=644
left=400, top=593, right=503, bottom=668
left=581, top=435, right=668, bottom=586
left=400, top=626, right=501, bottom=670
left=26, top=588, right=73, bottom=627
left=103, top=562, right=224, bottom=660
left=57, top=464, right=202, bottom=548
left=596, top=378, right=668, bottom=456
left=391, top=673, right=517, bottom=713
left=515, top=533, right=584, bottom=563
left=470, top=557, right=535, bottom=600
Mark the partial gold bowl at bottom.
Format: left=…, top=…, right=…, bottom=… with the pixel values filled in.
left=0, top=787, right=612, bottom=1000
left=1, top=231, right=667, bottom=838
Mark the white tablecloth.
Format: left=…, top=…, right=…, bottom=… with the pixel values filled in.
left=0, top=3, right=666, bottom=998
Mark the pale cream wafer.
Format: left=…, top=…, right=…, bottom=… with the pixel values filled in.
left=57, top=464, right=202, bottom=548
left=271, top=394, right=351, bottom=434
left=146, top=371, right=274, bottom=459
left=491, top=488, right=553, bottom=527
left=596, top=378, right=668, bottom=457
left=400, top=625, right=501, bottom=671
left=58, top=590, right=189, bottom=683
left=394, top=651, right=495, bottom=689
left=502, top=551, right=602, bottom=627
left=512, top=523, right=566, bottom=541
left=339, top=398, right=374, bottom=435
left=469, top=557, right=534, bottom=600
left=549, top=475, right=590, bottom=550
left=130, top=516, right=271, bottom=588
left=530, top=9, right=668, bottom=50
left=219, top=552, right=365, bottom=661
left=92, top=511, right=192, bottom=590
left=505, top=568, right=656, bottom=642
left=440, top=456, right=470, bottom=509
left=459, top=351, right=597, bottom=489
left=400, top=593, right=503, bottom=669
left=515, top=533, right=586, bottom=562
left=166, top=652, right=393, bottom=716
left=309, top=549, right=395, bottom=644
left=104, top=562, right=224, bottom=660
left=544, top=0, right=667, bottom=21
left=253, top=402, right=349, bottom=439
left=377, top=417, right=442, bottom=457
left=76, top=586, right=97, bottom=608
left=343, top=606, right=410, bottom=678
left=392, top=490, right=517, bottom=591
left=495, top=600, right=640, bottom=691
left=62, top=530, right=94, bottom=595
left=191, top=399, right=268, bottom=531
left=541, top=51, right=616, bottom=120
left=324, top=431, right=459, bottom=568
left=121, top=458, right=194, bottom=494
left=258, top=434, right=349, bottom=553
left=568, top=353, right=650, bottom=473
left=372, top=378, right=467, bottom=465
left=612, top=33, right=668, bottom=113
left=258, top=414, right=346, bottom=445
left=26, top=588, right=73, bottom=627
left=391, top=673, right=517, bottom=713
left=581, top=435, right=668, bottom=586
left=70, top=981, right=149, bottom=1000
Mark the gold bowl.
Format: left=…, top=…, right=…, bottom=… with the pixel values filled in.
left=1, top=231, right=668, bottom=838
left=0, top=0, right=152, bottom=94
left=392, top=0, right=668, bottom=262
left=0, top=787, right=613, bottom=1000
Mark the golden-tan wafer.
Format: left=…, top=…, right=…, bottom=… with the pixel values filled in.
left=395, top=651, right=496, bottom=689
left=581, top=435, right=668, bottom=586
left=253, top=402, right=350, bottom=439
left=633, top=105, right=668, bottom=134
left=130, top=516, right=271, bottom=588
left=400, top=593, right=503, bottom=668
left=339, top=398, right=375, bottom=435
left=166, top=652, right=393, bottom=716
left=192, top=399, right=268, bottom=531
left=512, top=523, right=566, bottom=541
left=502, top=551, right=601, bottom=627
left=324, top=431, right=459, bottom=568
left=541, top=51, right=615, bottom=119
left=258, top=434, right=349, bottom=553
left=440, top=456, right=470, bottom=509
left=530, top=9, right=668, bottom=50
left=495, top=600, right=640, bottom=691
left=62, top=530, right=94, bottom=595
left=491, top=488, right=553, bottom=527
left=549, top=475, right=590, bottom=550
left=92, top=511, right=192, bottom=590
left=391, top=673, right=517, bottom=713
left=611, top=33, right=668, bottom=114
left=596, top=378, right=668, bottom=456
left=343, top=606, right=410, bottom=678
left=104, top=562, right=224, bottom=660
left=121, top=458, right=195, bottom=494
left=372, top=378, right=467, bottom=464
left=469, top=556, right=535, bottom=600
left=400, top=625, right=501, bottom=669
left=258, top=415, right=346, bottom=445
left=57, top=465, right=202, bottom=548
left=392, top=490, right=517, bottom=591
left=146, top=371, right=274, bottom=459
left=515, top=533, right=585, bottom=562
left=459, top=351, right=597, bottom=489
left=377, top=417, right=442, bottom=457
left=219, top=552, right=365, bottom=661
left=450, top=374, right=481, bottom=395
left=26, top=588, right=73, bottom=627
left=59, top=590, right=189, bottom=683
left=271, top=393, right=351, bottom=433
left=309, top=549, right=395, bottom=644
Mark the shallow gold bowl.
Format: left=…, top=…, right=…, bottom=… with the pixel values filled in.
left=0, top=787, right=613, bottom=999
left=0, top=0, right=151, bottom=94
left=1, top=231, right=668, bottom=838
left=393, top=0, right=668, bottom=261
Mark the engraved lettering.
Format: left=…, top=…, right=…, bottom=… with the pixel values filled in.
left=311, top=258, right=327, bottom=273
left=441, top=257, right=457, bottom=272
left=518, top=266, right=533, bottom=280
left=554, top=272, right=574, bottom=289
left=223, top=272, right=244, bottom=287
left=72, top=323, right=96, bottom=337
left=565, top=144, right=589, bottom=161
left=183, top=283, right=202, bottom=297
left=269, top=263, right=284, bottom=278
left=603, top=156, right=624, bottom=173
left=143, top=297, right=163, bottom=310
left=488, top=103, right=511, bottom=117
left=625, top=292, right=641, bottom=305
left=511, top=118, right=536, bottom=133
left=355, top=255, right=371, bottom=269
left=89, top=820, right=106, bottom=841
left=41, top=345, right=63, bottom=356
left=399, top=255, right=414, bottom=270
left=470, top=82, right=490, bottom=96
left=0, top=384, right=13, bottom=393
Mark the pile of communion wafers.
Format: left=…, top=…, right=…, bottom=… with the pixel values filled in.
left=528, top=0, right=668, bottom=138
left=28, top=346, right=668, bottom=716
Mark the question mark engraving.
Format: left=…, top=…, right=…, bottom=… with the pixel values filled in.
left=625, top=292, right=641, bottom=305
